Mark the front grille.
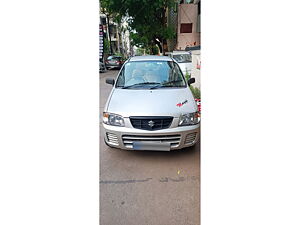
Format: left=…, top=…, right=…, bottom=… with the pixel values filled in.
left=122, top=134, right=181, bottom=149
left=130, top=116, right=173, bottom=130
left=106, top=132, right=119, bottom=146
left=184, top=132, right=197, bottom=145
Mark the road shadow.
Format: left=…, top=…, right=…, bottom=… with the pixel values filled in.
left=105, top=140, right=200, bottom=160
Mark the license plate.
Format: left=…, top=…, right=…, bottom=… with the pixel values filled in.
left=132, top=142, right=171, bottom=151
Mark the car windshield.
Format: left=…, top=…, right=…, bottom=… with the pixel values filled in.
left=172, top=54, right=192, bottom=63
left=115, top=61, right=186, bottom=89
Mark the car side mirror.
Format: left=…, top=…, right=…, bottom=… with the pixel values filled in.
left=188, top=77, right=195, bottom=86
left=106, top=78, right=115, bottom=86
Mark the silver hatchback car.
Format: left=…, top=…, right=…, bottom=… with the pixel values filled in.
left=103, top=55, right=200, bottom=151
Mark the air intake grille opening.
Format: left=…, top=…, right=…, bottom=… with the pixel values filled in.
left=184, top=132, right=197, bottom=145
left=106, top=132, right=119, bottom=146
left=122, top=134, right=181, bottom=149
left=130, top=116, right=173, bottom=130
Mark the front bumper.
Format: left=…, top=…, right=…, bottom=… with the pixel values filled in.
left=103, top=122, right=200, bottom=151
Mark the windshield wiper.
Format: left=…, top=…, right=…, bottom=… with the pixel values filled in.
left=150, top=85, right=183, bottom=89
left=162, top=80, right=184, bottom=86
left=122, top=82, right=160, bottom=89
left=149, top=84, right=163, bottom=89
left=150, top=80, right=185, bottom=89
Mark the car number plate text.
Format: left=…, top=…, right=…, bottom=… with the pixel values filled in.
left=132, top=142, right=171, bottom=151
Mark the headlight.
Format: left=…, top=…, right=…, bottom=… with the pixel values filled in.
left=178, top=112, right=200, bottom=126
left=103, top=112, right=125, bottom=127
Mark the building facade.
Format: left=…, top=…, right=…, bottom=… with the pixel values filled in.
left=176, top=0, right=200, bottom=50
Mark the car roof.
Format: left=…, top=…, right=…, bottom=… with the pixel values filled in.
left=129, top=55, right=172, bottom=62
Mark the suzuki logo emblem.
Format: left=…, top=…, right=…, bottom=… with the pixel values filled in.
left=148, top=120, right=155, bottom=127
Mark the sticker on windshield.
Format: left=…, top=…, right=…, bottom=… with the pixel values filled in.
left=176, top=100, right=188, bottom=107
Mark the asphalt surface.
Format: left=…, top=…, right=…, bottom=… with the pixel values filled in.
left=100, top=69, right=200, bottom=225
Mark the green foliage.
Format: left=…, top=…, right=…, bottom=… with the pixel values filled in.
left=190, top=85, right=201, bottom=99
left=135, top=45, right=159, bottom=56
left=135, top=48, right=145, bottom=56
left=151, top=45, right=159, bottom=55
left=103, top=38, right=110, bottom=54
left=114, top=52, right=127, bottom=59
left=185, top=73, right=201, bottom=99
left=185, top=73, right=191, bottom=80
left=101, top=0, right=177, bottom=52
left=114, top=52, right=122, bottom=56
left=130, top=32, right=149, bottom=48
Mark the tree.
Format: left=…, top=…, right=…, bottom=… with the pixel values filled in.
left=103, top=38, right=110, bottom=54
left=101, top=0, right=177, bottom=55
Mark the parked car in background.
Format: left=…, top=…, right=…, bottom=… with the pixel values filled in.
left=103, top=55, right=200, bottom=151
left=168, top=51, right=192, bottom=75
left=105, top=56, right=124, bottom=70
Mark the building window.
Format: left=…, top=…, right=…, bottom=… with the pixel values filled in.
left=180, top=23, right=193, bottom=33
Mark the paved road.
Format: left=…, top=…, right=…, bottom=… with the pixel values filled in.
left=100, top=69, right=200, bottom=225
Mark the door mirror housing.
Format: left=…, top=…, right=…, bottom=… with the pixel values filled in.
left=106, top=78, right=115, bottom=86
left=188, top=77, right=195, bottom=86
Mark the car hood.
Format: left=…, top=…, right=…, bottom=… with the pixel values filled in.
left=106, top=88, right=197, bottom=118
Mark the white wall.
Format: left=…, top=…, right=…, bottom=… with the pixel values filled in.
left=191, top=50, right=201, bottom=89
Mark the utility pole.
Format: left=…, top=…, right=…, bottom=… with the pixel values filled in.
left=116, top=24, right=121, bottom=54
